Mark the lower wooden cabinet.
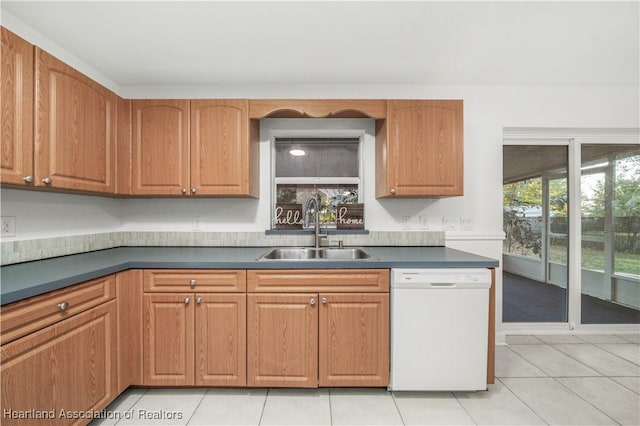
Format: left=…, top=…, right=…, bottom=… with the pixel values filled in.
left=143, top=293, right=246, bottom=386
left=1, top=301, right=117, bottom=426
left=318, top=293, right=389, bottom=387
left=247, top=294, right=318, bottom=387
left=196, top=294, right=247, bottom=386
left=247, top=292, right=389, bottom=388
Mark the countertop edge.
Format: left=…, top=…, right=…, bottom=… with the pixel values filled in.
left=1, top=247, right=499, bottom=305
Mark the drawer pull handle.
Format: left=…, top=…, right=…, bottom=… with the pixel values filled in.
left=309, top=298, right=316, bottom=305
left=189, top=279, right=196, bottom=287
left=58, top=302, right=69, bottom=311
left=321, top=297, right=327, bottom=304
left=184, top=297, right=191, bottom=305
left=196, top=297, right=202, bottom=304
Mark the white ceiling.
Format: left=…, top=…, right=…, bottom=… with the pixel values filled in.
left=2, top=1, right=639, bottom=89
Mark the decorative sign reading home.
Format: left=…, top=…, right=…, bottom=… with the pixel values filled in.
left=274, top=203, right=303, bottom=229
left=336, top=203, right=364, bottom=230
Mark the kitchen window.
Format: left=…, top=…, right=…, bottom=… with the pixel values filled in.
left=272, top=137, right=362, bottom=229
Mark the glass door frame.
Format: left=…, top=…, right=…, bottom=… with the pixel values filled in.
left=503, top=128, right=640, bottom=335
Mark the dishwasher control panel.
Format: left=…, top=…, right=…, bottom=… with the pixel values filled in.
left=391, top=268, right=492, bottom=289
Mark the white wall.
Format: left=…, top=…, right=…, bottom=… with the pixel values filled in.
left=0, top=189, right=121, bottom=240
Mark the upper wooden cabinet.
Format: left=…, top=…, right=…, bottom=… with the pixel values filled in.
left=191, top=100, right=259, bottom=196
left=376, top=100, right=463, bottom=197
left=132, top=100, right=190, bottom=195
left=35, top=48, right=117, bottom=193
left=132, top=99, right=259, bottom=197
left=1, top=27, right=34, bottom=186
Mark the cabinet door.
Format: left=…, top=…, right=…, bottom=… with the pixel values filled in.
left=247, top=294, right=317, bottom=387
left=1, top=301, right=117, bottom=426
left=132, top=100, right=190, bottom=195
left=143, top=293, right=194, bottom=386
left=35, top=48, right=116, bottom=193
left=190, top=99, right=258, bottom=196
left=195, top=293, right=246, bottom=386
left=1, top=28, right=34, bottom=186
left=319, top=293, right=389, bottom=387
left=377, top=100, right=463, bottom=197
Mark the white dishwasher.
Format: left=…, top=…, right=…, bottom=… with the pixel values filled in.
left=389, top=268, right=491, bottom=391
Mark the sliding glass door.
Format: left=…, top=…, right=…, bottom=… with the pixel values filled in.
left=503, top=145, right=569, bottom=323
left=503, top=139, right=639, bottom=327
left=580, top=145, right=640, bottom=324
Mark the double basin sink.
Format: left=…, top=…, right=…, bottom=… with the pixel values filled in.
left=258, top=247, right=375, bottom=261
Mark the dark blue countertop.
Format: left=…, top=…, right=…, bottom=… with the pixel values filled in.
left=0, top=246, right=499, bottom=305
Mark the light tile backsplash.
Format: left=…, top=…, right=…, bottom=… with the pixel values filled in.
left=1, top=230, right=444, bottom=265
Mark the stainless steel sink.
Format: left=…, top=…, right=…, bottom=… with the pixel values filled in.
left=258, top=247, right=374, bottom=261
left=317, top=248, right=372, bottom=259
left=259, top=247, right=317, bottom=260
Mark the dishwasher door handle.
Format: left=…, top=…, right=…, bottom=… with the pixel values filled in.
left=429, top=283, right=457, bottom=288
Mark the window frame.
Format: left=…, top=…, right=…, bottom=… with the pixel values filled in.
left=270, top=129, right=366, bottom=230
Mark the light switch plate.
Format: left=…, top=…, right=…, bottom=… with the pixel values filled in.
left=1, top=216, right=16, bottom=237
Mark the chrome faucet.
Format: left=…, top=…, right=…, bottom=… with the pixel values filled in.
left=304, top=196, right=327, bottom=248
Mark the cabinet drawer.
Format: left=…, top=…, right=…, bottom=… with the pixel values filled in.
left=0, top=275, right=115, bottom=345
left=143, top=270, right=246, bottom=293
left=247, top=269, right=389, bottom=293
left=1, top=300, right=117, bottom=424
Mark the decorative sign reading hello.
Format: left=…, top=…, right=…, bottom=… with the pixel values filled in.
left=336, top=203, right=364, bottom=230
left=274, top=204, right=303, bottom=229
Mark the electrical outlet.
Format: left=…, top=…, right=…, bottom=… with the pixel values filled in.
left=419, top=215, right=443, bottom=230
left=460, top=217, right=473, bottom=230
left=1, top=216, right=16, bottom=237
left=192, top=216, right=202, bottom=231
left=402, top=216, right=413, bottom=229
left=443, top=217, right=459, bottom=231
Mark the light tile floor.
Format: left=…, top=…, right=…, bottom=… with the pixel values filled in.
left=91, top=334, right=639, bottom=426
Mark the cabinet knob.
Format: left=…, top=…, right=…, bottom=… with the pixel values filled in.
left=23, top=176, right=34, bottom=183
left=191, top=188, right=197, bottom=195
left=321, top=297, right=327, bottom=305
left=309, top=298, right=316, bottom=305
left=196, top=297, right=202, bottom=304
left=390, top=188, right=396, bottom=195
left=189, top=279, right=196, bottom=287
left=181, top=188, right=188, bottom=195
left=42, top=177, right=53, bottom=184
left=184, top=297, right=191, bottom=305
left=57, top=301, right=69, bottom=311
